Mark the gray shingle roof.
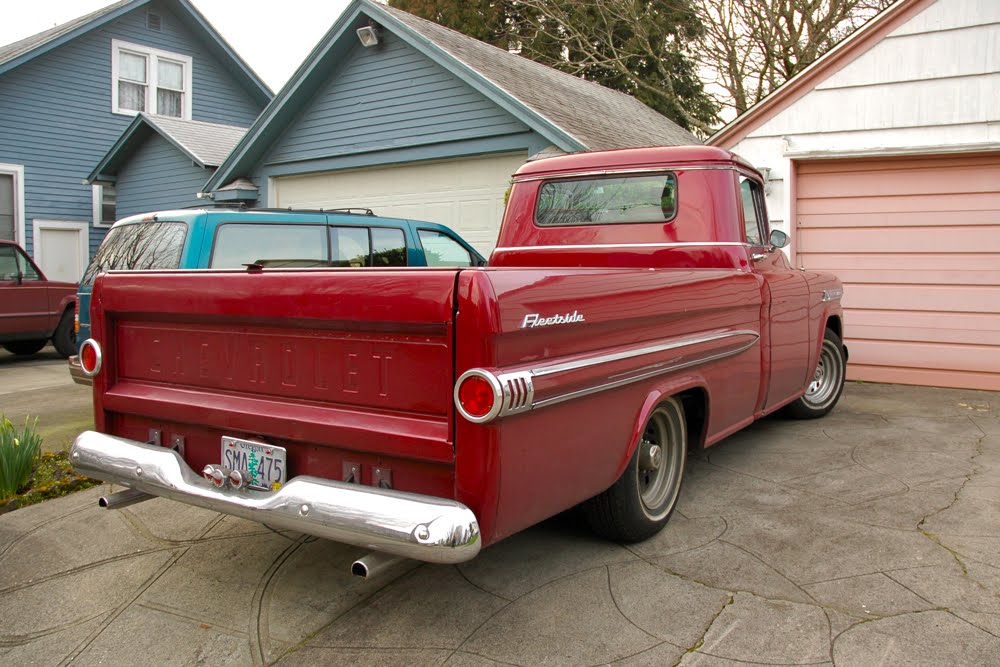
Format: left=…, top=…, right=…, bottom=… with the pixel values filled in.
left=143, top=115, right=247, bottom=167
left=0, top=0, right=135, bottom=67
left=378, top=3, right=699, bottom=150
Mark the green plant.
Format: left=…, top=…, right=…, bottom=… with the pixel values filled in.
left=0, top=416, right=43, bottom=502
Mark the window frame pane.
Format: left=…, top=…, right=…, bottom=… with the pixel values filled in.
left=209, top=223, right=329, bottom=269
left=417, top=229, right=474, bottom=267
left=534, top=172, right=679, bottom=227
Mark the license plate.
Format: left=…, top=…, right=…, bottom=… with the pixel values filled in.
left=221, top=436, right=287, bottom=491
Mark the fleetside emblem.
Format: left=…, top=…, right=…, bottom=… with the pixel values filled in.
left=521, top=311, right=586, bottom=329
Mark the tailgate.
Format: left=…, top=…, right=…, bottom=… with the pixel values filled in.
left=90, top=268, right=460, bottom=475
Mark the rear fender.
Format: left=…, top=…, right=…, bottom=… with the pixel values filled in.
left=615, top=374, right=709, bottom=480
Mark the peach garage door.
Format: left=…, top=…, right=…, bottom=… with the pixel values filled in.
left=796, top=153, right=1000, bottom=391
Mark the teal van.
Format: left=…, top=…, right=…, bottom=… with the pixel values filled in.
left=70, top=207, right=486, bottom=382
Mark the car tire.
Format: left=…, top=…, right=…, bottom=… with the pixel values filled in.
left=783, top=328, right=846, bottom=419
left=582, top=397, right=687, bottom=542
left=3, top=339, right=47, bottom=356
left=51, top=309, right=76, bottom=358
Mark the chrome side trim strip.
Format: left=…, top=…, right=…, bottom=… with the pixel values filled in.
left=71, top=431, right=481, bottom=564
left=534, top=336, right=759, bottom=410
left=531, top=329, right=759, bottom=378
left=514, top=165, right=738, bottom=182
left=493, top=241, right=749, bottom=253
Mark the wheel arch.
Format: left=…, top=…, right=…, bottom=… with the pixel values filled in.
left=616, top=376, right=709, bottom=480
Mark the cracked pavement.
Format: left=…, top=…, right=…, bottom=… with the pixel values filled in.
left=1, top=382, right=998, bottom=666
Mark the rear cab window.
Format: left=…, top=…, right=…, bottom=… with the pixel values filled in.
left=535, top=173, right=678, bottom=226
left=83, top=221, right=187, bottom=285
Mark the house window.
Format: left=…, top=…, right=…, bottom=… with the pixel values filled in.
left=92, top=184, right=117, bottom=227
left=112, top=40, right=192, bottom=119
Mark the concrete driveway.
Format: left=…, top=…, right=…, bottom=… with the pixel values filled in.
left=1, top=382, right=998, bottom=666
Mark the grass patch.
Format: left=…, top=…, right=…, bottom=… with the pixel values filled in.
left=1, top=450, right=99, bottom=514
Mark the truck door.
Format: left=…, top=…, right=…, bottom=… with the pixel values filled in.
left=740, top=176, right=812, bottom=410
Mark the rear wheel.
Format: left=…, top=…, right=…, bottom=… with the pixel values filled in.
left=3, top=339, right=47, bottom=356
left=583, top=397, right=687, bottom=542
left=52, top=310, right=76, bottom=358
left=783, top=329, right=846, bottom=419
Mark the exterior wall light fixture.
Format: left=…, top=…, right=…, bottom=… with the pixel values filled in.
left=357, top=25, right=380, bottom=47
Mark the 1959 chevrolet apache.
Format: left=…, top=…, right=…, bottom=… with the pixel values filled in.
left=71, top=146, right=846, bottom=571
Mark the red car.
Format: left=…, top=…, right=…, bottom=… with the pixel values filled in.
left=0, top=240, right=77, bottom=357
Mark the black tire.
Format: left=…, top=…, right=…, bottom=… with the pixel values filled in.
left=783, top=329, right=846, bottom=419
left=52, top=309, right=76, bottom=358
left=582, top=397, right=687, bottom=542
left=3, top=339, right=47, bottom=356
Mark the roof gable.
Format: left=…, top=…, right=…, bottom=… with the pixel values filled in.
left=204, top=0, right=696, bottom=193
left=88, top=113, right=248, bottom=182
left=709, top=0, right=937, bottom=148
left=0, top=0, right=271, bottom=104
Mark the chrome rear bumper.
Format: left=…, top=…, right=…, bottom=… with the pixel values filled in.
left=68, top=355, right=92, bottom=386
left=70, top=431, right=481, bottom=564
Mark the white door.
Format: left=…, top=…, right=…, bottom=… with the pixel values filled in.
left=272, top=153, right=528, bottom=256
left=32, top=220, right=88, bottom=283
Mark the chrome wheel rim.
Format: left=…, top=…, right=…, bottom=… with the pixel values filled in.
left=636, top=401, right=685, bottom=521
left=804, top=339, right=844, bottom=409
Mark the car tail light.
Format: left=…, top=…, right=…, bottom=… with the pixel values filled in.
left=455, top=370, right=502, bottom=423
left=79, top=339, right=103, bottom=377
left=74, top=300, right=79, bottom=333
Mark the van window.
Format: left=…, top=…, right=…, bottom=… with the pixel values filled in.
left=418, top=230, right=474, bottom=267
left=211, top=223, right=328, bottom=268
left=83, top=221, right=186, bottom=285
left=372, top=227, right=406, bottom=266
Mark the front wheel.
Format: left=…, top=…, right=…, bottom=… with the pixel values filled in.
left=582, top=397, right=687, bottom=542
left=783, top=329, right=846, bottom=419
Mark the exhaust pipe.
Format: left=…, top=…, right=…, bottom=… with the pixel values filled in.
left=352, top=551, right=406, bottom=579
left=99, top=488, right=153, bottom=510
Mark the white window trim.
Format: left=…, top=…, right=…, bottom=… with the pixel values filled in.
left=91, top=184, right=116, bottom=228
left=31, top=220, right=89, bottom=280
left=111, top=39, right=193, bottom=119
left=0, top=163, right=26, bottom=246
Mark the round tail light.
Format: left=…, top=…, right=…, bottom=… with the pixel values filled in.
left=455, top=370, right=502, bottom=423
left=79, top=339, right=103, bottom=377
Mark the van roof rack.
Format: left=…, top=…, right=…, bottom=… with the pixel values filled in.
left=248, top=207, right=376, bottom=216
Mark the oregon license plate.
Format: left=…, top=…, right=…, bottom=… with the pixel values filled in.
left=221, top=436, right=286, bottom=491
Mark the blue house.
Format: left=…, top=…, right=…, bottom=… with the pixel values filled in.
left=204, top=0, right=697, bottom=255
left=0, top=0, right=271, bottom=282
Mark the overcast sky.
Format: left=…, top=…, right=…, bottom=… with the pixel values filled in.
left=0, top=0, right=356, bottom=92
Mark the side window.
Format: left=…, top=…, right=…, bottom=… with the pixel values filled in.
left=0, top=246, right=18, bottom=280
left=371, top=228, right=407, bottom=266
left=211, top=224, right=328, bottom=268
left=16, top=247, right=40, bottom=281
left=418, top=230, right=473, bottom=267
left=739, top=177, right=766, bottom=245
left=331, top=226, right=371, bottom=267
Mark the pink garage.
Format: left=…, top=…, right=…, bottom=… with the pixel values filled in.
left=711, top=0, right=1000, bottom=391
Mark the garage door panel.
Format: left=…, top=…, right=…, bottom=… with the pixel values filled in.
left=848, top=365, right=1000, bottom=392
left=798, top=225, right=1000, bottom=253
left=796, top=153, right=1000, bottom=390
left=843, top=284, right=1000, bottom=314
left=797, top=209, right=1000, bottom=228
left=274, top=152, right=527, bottom=256
left=797, top=165, right=1000, bottom=199
left=797, top=191, right=999, bottom=215
left=846, top=339, right=1000, bottom=374
left=847, top=310, right=1000, bottom=346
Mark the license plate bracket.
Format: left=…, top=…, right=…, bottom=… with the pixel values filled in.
left=221, top=436, right=287, bottom=491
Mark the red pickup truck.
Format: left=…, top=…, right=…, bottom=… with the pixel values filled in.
left=71, top=146, right=846, bottom=569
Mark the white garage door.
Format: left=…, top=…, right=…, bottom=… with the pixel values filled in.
left=272, top=152, right=528, bottom=256
left=796, top=153, right=1000, bottom=392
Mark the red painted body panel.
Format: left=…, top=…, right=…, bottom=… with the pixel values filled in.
left=86, top=147, right=844, bottom=550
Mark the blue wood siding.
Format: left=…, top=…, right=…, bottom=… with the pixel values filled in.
left=0, top=0, right=264, bottom=257
left=115, top=133, right=209, bottom=218
left=264, top=33, right=530, bottom=166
